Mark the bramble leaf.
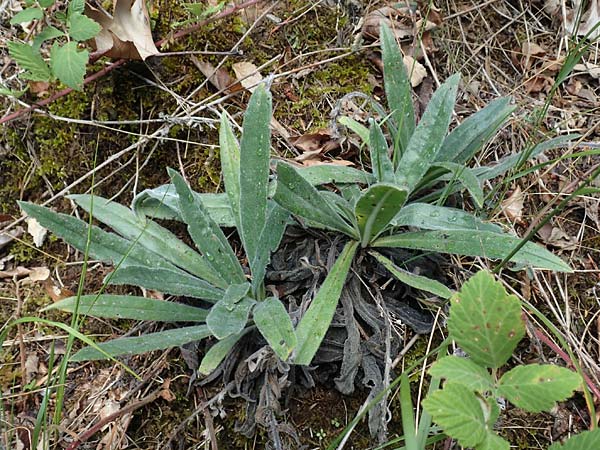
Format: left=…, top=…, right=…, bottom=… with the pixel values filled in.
left=50, top=41, right=88, bottom=90
left=429, top=356, right=494, bottom=392
left=446, top=271, right=525, bottom=368
left=68, top=12, right=101, bottom=41
left=548, top=429, right=600, bottom=450
left=10, top=7, right=43, bottom=24
left=497, top=364, right=581, bottom=412
left=8, top=42, right=51, bottom=81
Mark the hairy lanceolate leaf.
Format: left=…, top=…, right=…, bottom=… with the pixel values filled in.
left=132, top=185, right=235, bottom=226
left=446, top=271, right=525, bottom=368
left=18, top=202, right=177, bottom=271
left=10, top=7, right=43, bottom=24
left=68, top=12, right=101, bottom=41
left=548, top=429, right=600, bottom=450
left=437, top=97, right=515, bottom=164
left=294, top=240, right=358, bottom=365
left=477, top=432, right=510, bottom=450
left=250, top=203, right=288, bottom=294
left=372, top=229, right=572, bottom=272
left=108, top=266, right=223, bottom=302
left=392, top=203, right=504, bottom=233
left=170, top=170, right=246, bottom=285
left=7, top=42, right=52, bottom=81
left=432, top=161, right=484, bottom=208
left=274, top=162, right=357, bottom=237
left=71, top=325, right=211, bottom=361
left=253, top=297, right=297, bottom=360
left=395, top=73, right=460, bottom=193
left=44, top=295, right=208, bottom=322
left=50, top=41, right=88, bottom=90
left=207, top=297, right=254, bottom=340
left=423, top=382, right=487, bottom=448
left=369, top=120, right=395, bottom=183
left=497, top=364, right=581, bottom=412
left=355, top=183, right=407, bottom=246
left=239, top=84, right=271, bottom=270
left=339, top=116, right=370, bottom=145
left=199, top=331, right=246, bottom=375
left=219, top=113, right=241, bottom=231
left=380, top=23, right=414, bottom=156
left=71, top=194, right=226, bottom=288
left=428, top=356, right=494, bottom=392
left=369, top=251, right=453, bottom=299
left=296, top=164, right=374, bottom=185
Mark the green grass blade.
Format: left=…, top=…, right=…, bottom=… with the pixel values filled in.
left=253, top=297, right=297, bottom=361
left=399, top=373, right=418, bottom=450
left=170, top=169, right=246, bottom=285
left=239, top=84, right=272, bottom=267
left=392, top=203, right=503, bottom=233
left=437, top=97, right=515, bottom=164
left=381, top=22, right=414, bottom=157
left=71, top=325, right=212, bottom=361
left=108, top=265, right=223, bottom=302
left=294, top=240, right=358, bottom=365
left=373, top=229, right=572, bottom=272
left=70, top=194, right=226, bottom=288
left=273, top=162, right=358, bottom=237
left=369, top=119, right=395, bottom=183
left=18, top=201, right=175, bottom=270
left=395, top=74, right=460, bottom=193
left=370, top=251, right=452, bottom=299
left=355, top=183, right=407, bottom=246
left=43, top=295, right=208, bottom=322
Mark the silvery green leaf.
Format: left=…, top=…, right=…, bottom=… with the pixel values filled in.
left=369, top=119, right=395, bottom=183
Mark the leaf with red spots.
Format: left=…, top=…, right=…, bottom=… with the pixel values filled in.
left=497, top=364, right=581, bottom=412
left=447, top=271, right=525, bottom=368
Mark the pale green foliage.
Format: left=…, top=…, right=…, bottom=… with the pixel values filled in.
left=423, top=271, right=582, bottom=449
left=548, top=429, right=600, bottom=449
left=6, top=0, right=101, bottom=91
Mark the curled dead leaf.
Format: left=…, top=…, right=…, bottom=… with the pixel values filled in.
left=502, top=186, right=524, bottom=223
left=232, top=61, right=263, bottom=92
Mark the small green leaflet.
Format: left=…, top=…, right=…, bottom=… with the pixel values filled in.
left=548, top=429, right=600, bottom=450
left=497, top=364, right=581, bottom=412
left=10, top=7, right=43, bottom=24
left=422, top=382, right=487, bottom=448
left=68, top=12, right=101, bottom=41
left=476, top=432, right=510, bottom=450
left=447, top=271, right=525, bottom=368
left=428, top=356, right=494, bottom=392
left=33, top=26, right=65, bottom=51
left=50, top=41, right=88, bottom=90
left=7, top=42, right=52, bottom=81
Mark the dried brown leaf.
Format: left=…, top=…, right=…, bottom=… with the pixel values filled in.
left=191, top=56, right=241, bottom=92
left=502, top=186, right=524, bottom=223
left=232, top=61, right=263, bottom=92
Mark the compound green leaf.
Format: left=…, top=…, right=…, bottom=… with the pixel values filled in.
left=548, top=429, right=600, bottom=450
left=274, top=162, right=357, bottom=237
left=372, top=229, right=572, bottom=272
left=44, top=295, right=208, bottom=322
left=395, top=73, right=460, bottom=193
left=199, top=331, right=246, bottom=375
left=206, top=296, right=254, bottom=340
left=68, top=12, right=101, bottom=41
left=428, top=356, right=494, bottom=392
left=392, top=203, right=504, bottom=233
left=32, top=26, right=64, bottom=51
left=71, top=325, right=211, bottom=361
left=368, top=119, right=395, bottom=183
left=170, top=169, right=246, bottom=285
left=253, top=297, right=297, bottom=361
left=369, top=251, right=452, bottom=299
left=422, top=382, right=487, bottom=448
left=476, top=432, right=510, bottom=450
left=50, top=41, right=88, bottom=90
left=71, top=194, right=226, bottom=288
left=381, top=23, right=414, bottom=155
left=447, top=271, right=525, bottom=368
left=239, top=84, right=271, bottom=266
left=108, top=266, right=223, bottom=302
left=497, top=364, right=581, bottom=412
left=355, top=183, right=407, bottom=246
left=7, top=41, right=51, bottom=81
left=437, top=97, right=515, bottom=164
left=294, top=241, right=358, bottom=365
left=18, top=202, right=176, bottom=271
left=10, top=7, right=43, bottom=24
